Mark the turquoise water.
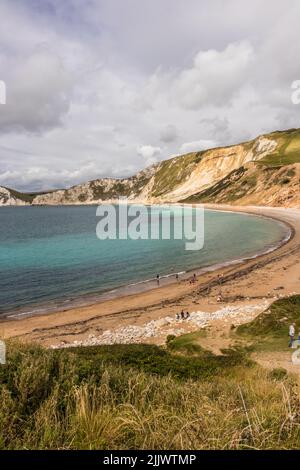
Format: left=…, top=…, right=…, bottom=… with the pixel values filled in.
left=0, top=205, right=288, bottom=316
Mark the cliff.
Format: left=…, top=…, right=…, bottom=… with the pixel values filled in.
left=0, top=187, right=30, bottom=206
left=3, top=128, right=300, bottom=208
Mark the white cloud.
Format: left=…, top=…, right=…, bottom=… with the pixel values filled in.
left=137, top=145, right=162, bottom=166
left=0, top=0, right=300, bottom=191
left=171, top=42, right=254, bottom=109
left=0, top=48, right=72, bottom=132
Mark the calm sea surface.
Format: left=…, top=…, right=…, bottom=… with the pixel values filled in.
left=0, top=205, right=288, bottom=317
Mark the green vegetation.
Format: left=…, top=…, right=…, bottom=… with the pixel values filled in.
left=152, top=152, right=204, bottom=197
left=4, top=128, right=300, bottom=207
left=161, top=128, right=300, bottom=204
left=0, top=340, right=253, bottom=450
left=78, top=193, right=88, bottom=202
left=5, top=188, right=51, bottom=204
left=286, top=168, right=296, bottom=178
left=65, top=342, right=249, bottom=381
left=90, top=180, right=131, bottom=200
left=258, top=129, right=300, bottom=167
left=8, top=188, right=35, bottom=203
left=2, top=300, right=300, bottom=450
left=89, top=172, right=153, bottom=201
left=280, top=178, right=291, bottom=185
left=167, top=329, right=208, bottom=354
left=269, top=368, right=288, bottom=381
left=236, top=295, right=300, bottom=352
left=182, top=167, right=249, bottom=203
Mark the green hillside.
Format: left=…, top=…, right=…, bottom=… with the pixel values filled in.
left=258, top=129, right=300, bottom=167
left=3, top=128, right=300, bottom=206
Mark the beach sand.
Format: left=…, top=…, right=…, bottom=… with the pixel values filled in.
left=1, top=204, right=300, bottom=352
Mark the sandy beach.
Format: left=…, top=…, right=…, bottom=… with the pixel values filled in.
left=1, top=204, right=300, bottom=352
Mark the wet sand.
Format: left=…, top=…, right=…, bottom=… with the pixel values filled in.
left=1, top=204, right=300, bottom=347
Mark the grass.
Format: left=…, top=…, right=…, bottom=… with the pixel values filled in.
left=0, top=332, right=299, bottom=449
left=236, top=295, right=300, bottom=352
left=5, top=128, right=300, bottom=207
left=152, top=152, right=204, bottom=197
left=182, top=165, right=261, bottom=204
left=167, top=329, right=208, bottom=354
left=182, top=128, right=300, bottom=205
left=65, top=342, right=249, bottom=381
left=258, top=129, right=300, bottom=167
left=1, top=296, right=300, bottom=449
left=5, top=188, right=51, bottom=204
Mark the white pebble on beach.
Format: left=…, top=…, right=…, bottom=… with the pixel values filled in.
left=51, top=300, right=271, bottom=349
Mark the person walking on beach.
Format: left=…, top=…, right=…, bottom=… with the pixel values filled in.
left=289, top=322, right=296, bottom=348
left=156, top=274, right=160, bottom=285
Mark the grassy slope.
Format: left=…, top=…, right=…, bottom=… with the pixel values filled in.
left=96, top=128, right=300, bottom=203
left=181, top=166, right=249, bottom=203
left=151, top=152, right=204, bottom=197
left=236, top=295, right=300, bottom=352
left=140, top=128, right=300, bottom=200
left=5, top=188, right=54, bottom=204
left=258, top=129, right=300, bottom=167
left=168, top=296, right=300, bottom=355
left=182, top=163, right=300, bottom=205
left=182, top=129, right=300, bottom=204
left=2, top=297, right=300, bottom=449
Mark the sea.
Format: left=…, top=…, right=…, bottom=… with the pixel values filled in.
left=0, top=205, right=289, bottom=318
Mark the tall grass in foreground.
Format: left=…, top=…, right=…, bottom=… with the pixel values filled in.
left=1, top=340, right=300, bottom=450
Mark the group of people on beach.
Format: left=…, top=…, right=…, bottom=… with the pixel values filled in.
left=156, top=272, right=196, bottom=285
left=176, top=310, right=190, bottom=320
left=156, top=270, right=226, bottom=305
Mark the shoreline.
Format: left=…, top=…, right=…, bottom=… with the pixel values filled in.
left=0, top=204, right=291, bottom=321
left=1, top=204, right=300, bottom=348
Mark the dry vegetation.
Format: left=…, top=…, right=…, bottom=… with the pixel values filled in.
left=1, top=296, right=300, bottom=450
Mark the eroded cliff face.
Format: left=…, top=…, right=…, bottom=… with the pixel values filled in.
left=3, top=128, right=300, bottom=208
left=31, top=166, right=157, bottom=205
left=0, top=187, right=28, bottom=206
left=149, top=136, right=278, bottom=203
left=30, top=134, right=280, bottom=206
left=183, top=162, right=300, bottom=208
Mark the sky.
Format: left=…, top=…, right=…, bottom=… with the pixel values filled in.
left=0, top=0, right=300, bottom=191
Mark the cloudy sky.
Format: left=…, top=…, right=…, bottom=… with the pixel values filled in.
left=0, top=0, right=299, bottom=191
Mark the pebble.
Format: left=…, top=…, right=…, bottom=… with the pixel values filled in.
left=51, top=301, right=271, bottom=350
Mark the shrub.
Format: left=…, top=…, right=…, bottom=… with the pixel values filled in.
left=269, top=368, right=288, bottom=381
